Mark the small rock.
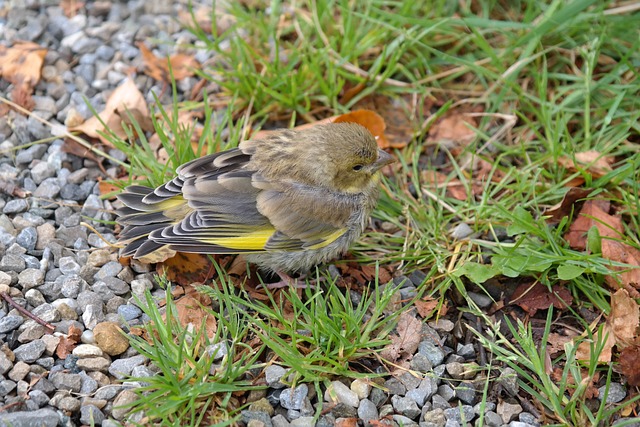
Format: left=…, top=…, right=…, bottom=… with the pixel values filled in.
left=497, top=400, right=523, bottom=424
left=111, top=389, right=138, bottom=420
left=350, top=378, right=371, bottom=399
left=108, top=354, right=146, bottom=379
left=598, top=382, right=626, bottom=403
left=14, top=339, right=46, bottom=363
left=357, top=398, right=378, bottom=423
left=264, top=365, right=288, bottom=389
left=325, top=381, right=359, bottom=407
left=498, top=367, right=519, bottom=396
left=280, top=384, right=308, bottom=410
left=391, top=395, right=421, bottom=420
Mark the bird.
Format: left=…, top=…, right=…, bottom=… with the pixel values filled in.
left=115, top=122, right=394, bottom=285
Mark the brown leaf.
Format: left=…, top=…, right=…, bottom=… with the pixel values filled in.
left=619, top=344, right=640, bottom=386
left=414, top=296, right=439, bottom=319
left=157, top=252, right=217, bottom=286
left=509, top=282, right=573, bottom=316
left=173, top=294, right=217, bottom=340
left=70, top=78, right=152, bottom=147
left=544, top=188, right=592, bottom=225
left=609, top=289, right=639, bottom=348
left=558, top=150, right=614, bottom=178
left=380, top=312, right=422, bottom=362
left=575, top=324, right=616, bottom=363
left=421, top=170, right=467, bottom=201
left=427, top=112, right=477, bottom=147
left=565, top=199, right=640, bottom=292
left=60, top=0, right=84, bottom=17
left=547, top=332, right=575, bottom=357
left=55, top=324, right=82, bottom=359
left=137, top=42, right=201, bottom=83
left=0, top=41, right=47, bottom=90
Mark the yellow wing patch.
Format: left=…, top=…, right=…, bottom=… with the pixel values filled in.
left=202, top=228, right=275, bottom=250
left=306, top=228, right=347, bottom=250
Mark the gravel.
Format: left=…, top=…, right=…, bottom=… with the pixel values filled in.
left=0, top=1, right=635, bottom=426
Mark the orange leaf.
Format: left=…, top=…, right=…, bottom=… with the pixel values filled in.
left=333, top=110, right=390, bottom=149
left=0, top=41, right=47, bottom=89
left=137, top=42, right=200, bottom=83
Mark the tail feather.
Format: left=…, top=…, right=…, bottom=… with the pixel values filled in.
left=116, top=185, right=186, bottom=260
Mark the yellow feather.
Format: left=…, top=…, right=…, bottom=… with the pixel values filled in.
left=202, top=229, right=275, bottom=250
left=306, top=228, right=346, bottom=250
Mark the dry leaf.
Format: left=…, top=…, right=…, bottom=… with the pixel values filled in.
left=427, top=112, right=477, bottom=147
left=609, top=289, right=639, bottom=348
left=421, top=170, right=467, bottom=201
left=565, top=199, right=640, bottom=292
left=137, top=42, right=200, bottom=83
left=619, top=344, right=640, bottom=386
left=0, top=41, right=47, bottom=109
left=576, top=289, right=639, bottom=362
left=55, top=324, right=82, bottom=359
left=70, top=78, right=152, bottom=147
left=60, top=0, right=85, bottom=17
left=380, top=312, right=422, bottom=362
left=414, top=296, right=439, bottom=319
left=157, top=252, right=217, bottom=286
left=173, top=295, right=217, bottom=340
left=544, top=188, right=592, bottom=225
left=509, top=282, right=573, bottom=316
left=558, top=150, right=614, bottom=178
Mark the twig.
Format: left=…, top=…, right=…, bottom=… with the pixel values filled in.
left=0, top=292, right=55, bottom=334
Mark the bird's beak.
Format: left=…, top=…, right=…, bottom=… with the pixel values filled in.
left=373, top=149, right=395, bottom=171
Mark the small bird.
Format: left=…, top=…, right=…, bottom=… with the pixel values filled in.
left=116, top=122, right=394, bottom=283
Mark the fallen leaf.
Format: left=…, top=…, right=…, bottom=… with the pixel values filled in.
left=547, top=332, right=575, bottom=356
left=55, top=324, right=82, bottom=359
left=564, top=199, right=640, bottom=292
left=609, top=289, right=639, bottom=348
left=427, top=112, right=477, bottom=147
left=421, top=170, right=467, bottom=201
left=173, top=294, right=217, bottom=340
left=60, top=0, right=84, bottom=17
left=0, top=41, right=47, bottom=109
left=137, top=42, right=200, bottom=83
left=61, top=138, right=105, bottom=172
left=380, top=312, right=422, bottom=362
left=619, top=344, right=640, bottom=386
left=509, top=282, right=573, bottom=316
left=157, top=252, right=217, bottom=286
left=178, top=5, right=236, bottom=36
left=558, top=150, right=614, bottom=178
left=70, top=78, right=152, bottom=147
left=544, top=188, right=592, bottom=225
left=576, top=289, right=639, bottom=363
left=414, top=296, right=439, bottom=319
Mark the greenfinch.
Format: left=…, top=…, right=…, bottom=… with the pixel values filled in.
left=116, top=122, right=394, bottom=277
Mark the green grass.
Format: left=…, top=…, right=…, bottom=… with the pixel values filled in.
left=103, top=0, right=640, bottom=425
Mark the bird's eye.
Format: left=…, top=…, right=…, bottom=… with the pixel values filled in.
left=352, top=164, right=363, bottom=171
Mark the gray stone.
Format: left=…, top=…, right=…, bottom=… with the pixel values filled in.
left=483, top=411, right=503, bottom=427
left=117, top=304, right=142, bottom=321
left=598, top=382, right=626, bottom=403
left=0, top=314, right=24, bottom=333
left=80, top=404, right=105, bottom=425
left=16, top=226, right=38, bottom=251
left=419, top=340, right=445, bottom=366
left=391, top=395, right=421, bottom=419
left=14, top=339, right=46, bottom=363
left=326, top=380, right=359, bottom=407
left=455, top=382, right=476, bottom=405
left=3, top=199, right=29, bottom=214
left=0, top=254, right=26, bottom=272
left=498, top=367, right=519, bottom=396
left=357, top=398, right=378, bottom=423
left=423, top=408, right=446, bottom=426
left=50, top=372, right=83, bottom=392
left=280, top=384, right=308, bottom=410
left=264, top=365, right=288, bottom=389
left=18, top=268, right=45, bottom=290
left=0, top=408, right=61, bottom=427
left=444, top=405, right=475, bottom=424
left=32, top=303, right=60, bottom=323
left=108, top=354, right=146, bottom=379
